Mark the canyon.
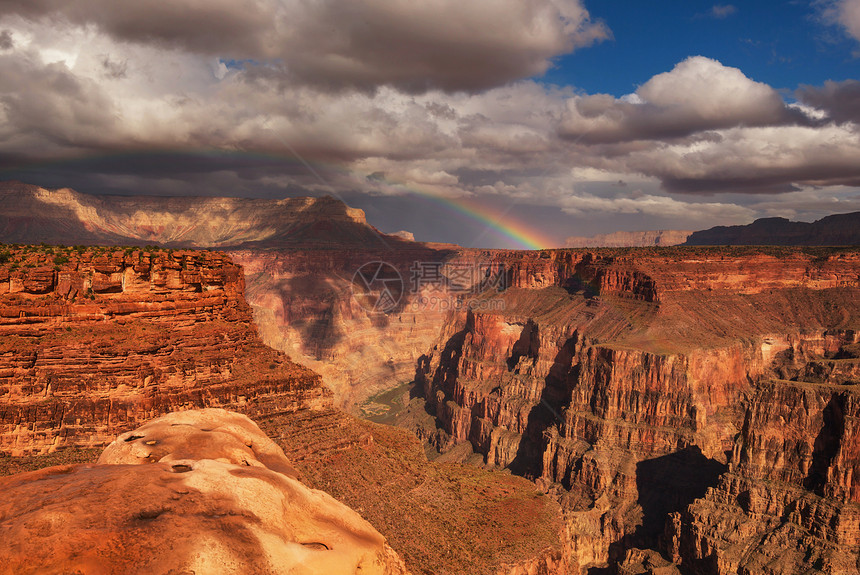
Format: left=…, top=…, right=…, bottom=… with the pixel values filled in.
left=2, top=181, right=860, bottom=574
left=0, top=240, right=572, bottom=575
left=0, top=244, right=329, bottom=455
left=410, top=248, right=860, bottom=573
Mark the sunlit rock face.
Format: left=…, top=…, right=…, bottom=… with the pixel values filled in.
left=0, top=181, right=453, bottom=414
left=0, top=181, right=380, bottom=248
left=413, top=248, right=860, bottom=571
left=0, top=246, right=330, bottom=455
left=0, top=409, right=409, bottom=575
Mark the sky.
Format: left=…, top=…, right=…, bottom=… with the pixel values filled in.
left=0, top=0, right=859, bottom=249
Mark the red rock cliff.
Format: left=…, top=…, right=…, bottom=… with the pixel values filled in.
left=0, top=245, right=330, bottom=455
left=414, top=248, right=860, bottom=571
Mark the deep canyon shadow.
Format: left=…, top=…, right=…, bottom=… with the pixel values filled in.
left=508, top=335, right=578, bottom=480
left=595, top=446, right=727, bottom=572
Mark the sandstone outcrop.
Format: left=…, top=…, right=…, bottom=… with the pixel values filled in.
left=0, top=182, right=451, bottom=413
left=0, top=409, right=408, bottom=575
left=414, top=248, right=860, bottom=571
left=0, top=245, right=329, bottom=455
left=664, top=332, right=860, bottom=574
left=4, top=182, right=860, bottom=573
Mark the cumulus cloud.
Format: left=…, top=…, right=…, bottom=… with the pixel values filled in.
left=0, top=5, right=858, bottom=241
left=559, top=57, right=808, bottom=143
left=0, top=0, right=609, bottom=92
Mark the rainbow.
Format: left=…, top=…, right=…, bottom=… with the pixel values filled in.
left=366, top=178, right=555, bottom=250
left=2, top=149, right=557, bottom=250
left=430, top=194, right=553, bottom=250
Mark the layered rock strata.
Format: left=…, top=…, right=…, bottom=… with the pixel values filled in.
left=414, top=248, right=860, bottom=571
left=234, top=245, right=464, bottom=409
left=565, top=230, right=693, bottom=248
left=664, top=331, right=860, bottom=575
left=0, top=409, right=408, bottom=575
left=0, top=245, right=329, bottom=455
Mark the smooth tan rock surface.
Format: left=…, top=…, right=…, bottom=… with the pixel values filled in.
left=99, top=408, right=300, bottom=479
left=0, top=409, right=408, bottom=575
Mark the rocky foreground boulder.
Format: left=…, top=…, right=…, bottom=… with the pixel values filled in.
left=0, top=409, right=408, bottom=575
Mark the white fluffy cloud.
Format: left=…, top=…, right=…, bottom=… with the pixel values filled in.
left=559, top=57, right=804, bottom=143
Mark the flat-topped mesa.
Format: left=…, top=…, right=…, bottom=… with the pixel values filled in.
left=0, top=245, right=331, bottom=456
left=0, top=181, right=394, bottom=248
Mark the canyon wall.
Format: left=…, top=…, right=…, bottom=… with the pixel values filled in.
left=0, top=181, right=393, bottom=248
left=413, top=248, right=860, bottom=571
left=232, top=246, right=476, bottom=409
left=664, top=331, right=860, bottom=575
left=0, top=242, right=578, bottom=575
left=0, top=245, right=329, bottom=455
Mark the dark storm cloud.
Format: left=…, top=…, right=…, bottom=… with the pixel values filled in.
left=0, top=0, right=273, bottom=56
left=661, top=170, right=860, bottom=196
left=1, top=151, right=334, bottom=199
left=0, top=2, right=858, bottom=239
left=0, top=52, right=119, bottom=153
left=0, top=30, right=12, bottom=50
left=798, top=80, right=860, bottom=124
left=0, top=0, right=609, bottom=93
